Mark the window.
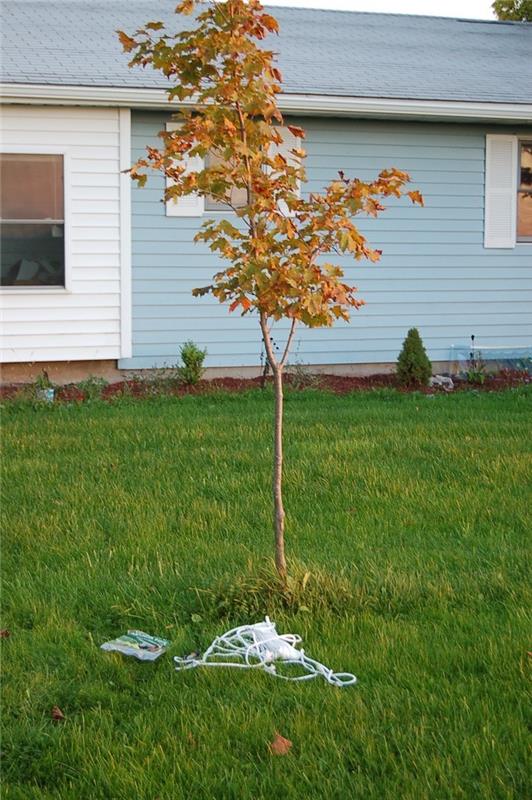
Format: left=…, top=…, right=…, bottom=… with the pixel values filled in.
left=0, top=153, right=65, bottom=287
left=203, top=150, right=248, bottom=212
left=485, top=135, right=532, bottom=249
left=517, top=141, right=532, bottom=242
left=165, top=122, right=300, bottom=217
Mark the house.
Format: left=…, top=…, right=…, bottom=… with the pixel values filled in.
left=1, top=2, right=531, bottom=382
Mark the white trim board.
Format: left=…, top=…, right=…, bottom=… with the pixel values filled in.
left=2, top=83, right=532, bottom=123
left=119, top=107, right=132, bottom=358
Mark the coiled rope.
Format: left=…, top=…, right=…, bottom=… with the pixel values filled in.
left=174, top=617, right=357, bottom=687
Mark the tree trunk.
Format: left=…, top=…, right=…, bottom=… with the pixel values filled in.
left=272, top=365, right=287, bottom=583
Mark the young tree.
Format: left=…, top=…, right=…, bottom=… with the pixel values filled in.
left=396, top=328, right=432, bottom=387
left=119, top=0, right=422, bottom=582
left=492, top=0, right=532, bottom=20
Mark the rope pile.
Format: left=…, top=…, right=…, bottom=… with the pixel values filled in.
left=174, top=617, right=357, bottom=687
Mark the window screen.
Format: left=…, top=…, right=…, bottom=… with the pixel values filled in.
left=0, top=153, right=65, bottom=287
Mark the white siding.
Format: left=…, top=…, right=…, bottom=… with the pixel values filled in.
left=0, top=105, right=129, bottom=363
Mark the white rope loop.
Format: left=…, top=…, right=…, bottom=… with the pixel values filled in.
left=174, top=617, right=357, bottom=687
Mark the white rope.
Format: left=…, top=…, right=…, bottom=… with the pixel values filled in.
left=174, top=617, right=357, bottom=687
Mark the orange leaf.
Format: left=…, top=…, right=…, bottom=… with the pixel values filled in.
left=407, top=190, right=424, bottom=206
left=269, top=732, right=292, bottom=756
left=260, top=14, right=280, bottom=32
left=223, top=118, right=237, bottom=136
left=117, top=30, right=137, bottom=52
left=287, top=125, right=306, bottom=140
left=51, top=706, right=65, bottom=722
left=0, top=629, right=10, bottom=639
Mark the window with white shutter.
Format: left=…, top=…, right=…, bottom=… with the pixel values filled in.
left=165, top=122, right=204, bottom=217
left=164, top=123, right=302, bottom=217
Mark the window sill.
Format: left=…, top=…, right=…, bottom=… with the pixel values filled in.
left=0, top=286, right=70, bottom=295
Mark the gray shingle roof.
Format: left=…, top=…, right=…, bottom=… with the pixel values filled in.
left=1, top=1, right=531, bottom=103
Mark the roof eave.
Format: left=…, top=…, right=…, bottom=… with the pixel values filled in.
left=1, top=83, right=532, bottom=123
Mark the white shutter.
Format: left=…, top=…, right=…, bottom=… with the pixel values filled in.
left=165, top=122, right=204, bottom=217
left=277, top=125, right=301, bottom=184
left=269, top=126, right=301, bottom=216
left=484, top=134, right=517, bottom=248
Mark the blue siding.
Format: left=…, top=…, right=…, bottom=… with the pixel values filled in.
left=120, top=114, right=532, bottom=370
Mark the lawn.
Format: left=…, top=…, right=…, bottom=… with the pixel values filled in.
left=1, top=387, right=530, bottom=799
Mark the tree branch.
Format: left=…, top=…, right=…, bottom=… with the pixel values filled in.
left=259, top=313, right=278, bottom=371
left=235, top=99, right=255, bottom=236
left=280, top=318, right=297, bottom=368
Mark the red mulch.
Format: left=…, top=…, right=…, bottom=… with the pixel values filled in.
left=0, top=369, right=529, bottom=403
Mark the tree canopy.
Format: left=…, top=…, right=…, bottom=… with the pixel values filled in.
left=492, top=0, right=532, bottom=20
left=119, top=0, right=422, bottom=332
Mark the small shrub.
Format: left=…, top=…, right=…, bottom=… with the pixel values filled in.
left=33, top=371, right=55, bottom=403
left=77, top=375, right=108, bottom=400
left=287, top=360, right=322, bottom=391
left=147, top=365, right=181, bottom=392
left=466, top=335, right=487, bottom=385
left=34, top=370, right=53, bottom=390
left=396, top=328, right=432, bottom=386
left=177, top=341, right=207, bottom=385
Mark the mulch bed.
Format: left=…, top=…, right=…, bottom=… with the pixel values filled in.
left=0, top=369, right=529, bottom=403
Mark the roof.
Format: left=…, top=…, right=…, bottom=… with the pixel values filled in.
left=1, top=1, right=532, bottom=104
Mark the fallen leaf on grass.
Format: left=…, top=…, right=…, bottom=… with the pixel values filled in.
left=269, top=732, right=292, bottom=756
left=0, top=629, right=10, bottom=638
left=51, top=706, right=65, bottom=722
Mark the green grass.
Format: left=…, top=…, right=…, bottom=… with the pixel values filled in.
left=1, top=387, right=530, bottom=799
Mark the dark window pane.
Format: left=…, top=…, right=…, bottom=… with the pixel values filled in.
left=517, top=142, right=532, bottom=241
left=0, top=154, right=64, bottom=220
left=0, top=223, right=65, bottom=286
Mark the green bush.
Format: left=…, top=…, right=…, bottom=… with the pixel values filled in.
left=77, top=375, right=109, bottom=400
left=396, top=327, right=432, bottom=386
left=177, top=340, right=207, bottom=385
left=34, top=370, right=53, bottom=390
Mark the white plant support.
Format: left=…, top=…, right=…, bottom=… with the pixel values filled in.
left=174, top=617, right=357, bottom=687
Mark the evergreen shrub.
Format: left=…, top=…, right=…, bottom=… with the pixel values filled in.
left=396, top=328, right=432, bottom=386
